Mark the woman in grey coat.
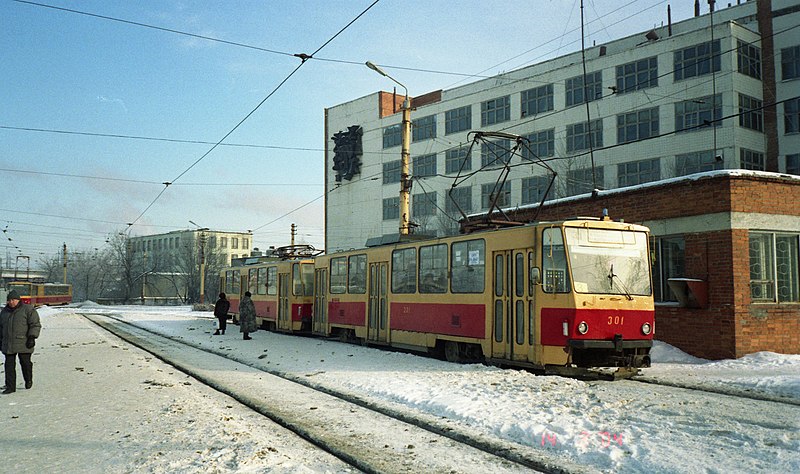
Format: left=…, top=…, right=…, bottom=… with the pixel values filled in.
left=1, top=290, right=41, bottom=394
left=238, top=291, right=257, bottom=340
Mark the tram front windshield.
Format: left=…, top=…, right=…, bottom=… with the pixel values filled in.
left=564, top=227, right=651, bottom=296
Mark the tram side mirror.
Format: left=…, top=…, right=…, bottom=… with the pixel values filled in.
left=530, top=267, right=541, bottom=286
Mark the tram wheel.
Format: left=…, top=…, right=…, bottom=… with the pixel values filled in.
left=444, top=341, right=462, bottom=363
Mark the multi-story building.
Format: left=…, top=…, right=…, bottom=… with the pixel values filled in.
left=128, top=229, right=252, bottom=302
left=324, top=0, right=800, bottom=358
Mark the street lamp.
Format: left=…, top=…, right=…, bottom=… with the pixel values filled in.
left=366, top=61, right=413, bottom=235
left=189, top=221, right=209, bottom=304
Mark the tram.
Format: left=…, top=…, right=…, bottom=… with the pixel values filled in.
left=8, top=281, right=73, bottom=307
left=311, top=216, right=653, bottom=375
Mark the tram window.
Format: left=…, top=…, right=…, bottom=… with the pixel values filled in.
left=451, top=239, right=485, bottom=293
left=419, top=244, right=447, bottom=293
left=330, top=257, right=347, bottom=294
left=494, top=254, right=504, bottom=297
left=542, top=228, right=570, bottom=293
left=232, top=270, right=240, bottom=294
left=392, top=248, right=417, bottom=293
left=248, top=269, right=258, bottom=294
left=301, top=264, right=314, bottom=296
left=494, top=300, right=503, bottom=342
left=348, top=254, right=367, bottom=294
left=516, top=300, right=525, bottom=345
left=515, top=253, right=525, bottom=297
left=292, top=264, right=302, bottom=296
left=266, top=267, right=277, bottom=295
left=257, top=267, right=267, bottom=295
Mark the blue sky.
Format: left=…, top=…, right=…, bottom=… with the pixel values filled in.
left=1, top=0, right=696, bottom=265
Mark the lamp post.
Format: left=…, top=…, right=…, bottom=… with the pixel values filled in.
left=189, top=221, right=209, bottom=304
left=366, top=61, right=413, bottom=235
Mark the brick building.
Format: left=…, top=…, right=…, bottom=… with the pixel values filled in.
left=506, top=170, right=800, bottom=359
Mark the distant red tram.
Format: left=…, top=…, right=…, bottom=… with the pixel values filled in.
left=8, top=281, right=72, bottom=307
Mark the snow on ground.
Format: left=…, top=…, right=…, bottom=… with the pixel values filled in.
left=4, top=303, right=800, bottom=473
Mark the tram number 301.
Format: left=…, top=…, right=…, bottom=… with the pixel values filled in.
left=608, top=316, right=624, bottom=326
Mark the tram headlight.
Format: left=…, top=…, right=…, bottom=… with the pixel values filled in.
left=577, top=321, right=589, bottom=335
left=641, top=322, right=652, bottom=335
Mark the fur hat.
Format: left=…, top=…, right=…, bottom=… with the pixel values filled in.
left=6, top=289, right=20, bottom=301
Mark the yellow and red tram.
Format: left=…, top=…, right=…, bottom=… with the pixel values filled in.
left=311, top=217, right=653, bottom=374
left=221, top=258, right=315, bottom=332
left=221, top=216, right=654, bottom=376
left=8, top=281, right=73, bottom=307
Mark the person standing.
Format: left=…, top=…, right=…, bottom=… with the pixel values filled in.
left=238, top=291, right=257, bottom=340
left=212, top=292, right=230, bottom=336
left=1, top=290, right=41, bottom=394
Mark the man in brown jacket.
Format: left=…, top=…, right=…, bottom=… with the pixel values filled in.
left=1, top=289, right=41, bottom=394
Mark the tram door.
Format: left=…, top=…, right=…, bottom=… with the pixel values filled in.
left=367, top=262, right=388, bottom=343
left=313, top=268, right=328, bottom=335
left=491, top=250, right=533, bottom=361
left=277, top=273, right=291, bottom=331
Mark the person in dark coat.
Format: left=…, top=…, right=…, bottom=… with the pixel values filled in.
left=0, top=290, right=41, bottom=394
left=238, top=291, right=257, bottom=340
left=212, top=292, right=230, bottom=336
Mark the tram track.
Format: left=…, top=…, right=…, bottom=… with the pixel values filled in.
left=81, top=312, right=593, bottom=474
left=628, top=373, right=800, bottom=406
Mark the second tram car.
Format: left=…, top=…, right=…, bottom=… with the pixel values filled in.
left=221, top=258, right=315, bottom=332
left=8, top=281, right=73, bottom=307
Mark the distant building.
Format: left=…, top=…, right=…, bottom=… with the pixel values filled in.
left=128, top=229, right=252, bottom=302
left=323, top=0, right=800, bottom=358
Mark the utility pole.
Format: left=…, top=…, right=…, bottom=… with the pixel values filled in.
left=366, top=61, right=413, bottom=235
left=199, top=230, right=207, bottom=304
left=141, top=251, right=147, bottom=305
left=291, top=223, right=297, bottom=246
left=62, top=243, right=68, bottom=284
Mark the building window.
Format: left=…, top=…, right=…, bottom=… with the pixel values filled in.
left=785, top=97, right=800, bottom=134
left=208, top=236, right=216, bottom=248
left=481, top=95, right=511, bottom=126
left=522, top=129, right=555, bottom=159
left=383, top=160, right=400, bottom=184
left=382, top=197, right=399, bottom=220
left=243, top=238, right=249, bottom=249
left=737, top=40, right=762, bottom=79
left=521, top=84, right=554, bottom=117
left=566, top=119, right=603, bottom=153
left=617, top=107, right=659, bottom=144
left=565, top=71, right=602, bottom=106
left=521, top=175, right=551, bottom=204
left=566, top=167, right=603, bottom=196
left=445, top=147, right=470, bottom=174
left=674, top=40, right=720, bottom=80
left=781, top=45, right=800, bottom=80
left=382, top=124, right=401, bottom=149
left=413, top=153, right=437, bottom=178
left=445, top=106, right=471, bottom=135
left=651, top=236, right=685, bottom=303
left=412, top=114, right=436, bottom=142
left=413, top=192, right=437, bottom=217
left=739, top=94, right=764, bottom=132
left=676, top=150, right=723, bottom=176
left=788, top=154, right=800, bottom=175
left=232, top=238, right=239, bottom=249
left=446, top=186, right=472, bottom=215
left=220, top=237, right=227, bottom=248
left=481, top=182, right=511, bottom=209
left=675, top=94, right=722, bottom=132
left=740, top=148, right=765, bottom=170
left=750, top=232, right=800, bottom=302
left=615, top=56, right=658, bottom=93
left=481, top=138, right=511, bottom=168
left=618, top=158, right=660, bottom=187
